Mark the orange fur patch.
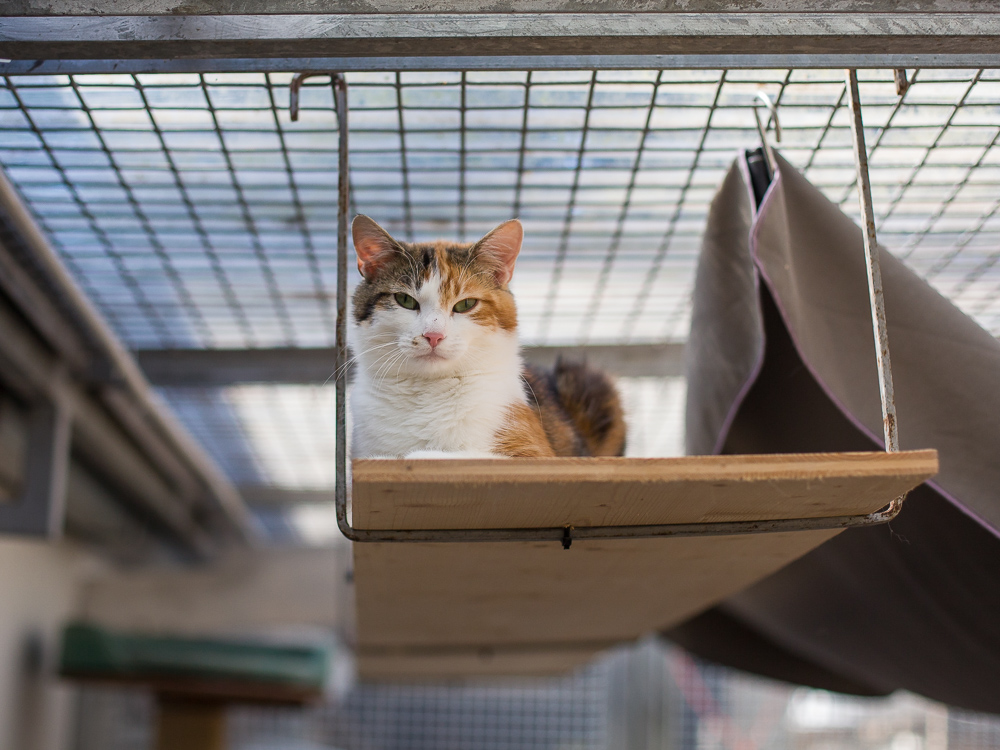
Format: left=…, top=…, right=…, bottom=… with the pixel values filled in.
left=436, top=246, right=518, bottom=331
left=492, top=402, right=556, bottom=457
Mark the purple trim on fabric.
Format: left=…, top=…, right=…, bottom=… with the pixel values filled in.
left=708, top=156, right=770, bottom=455
left=738, top=158, right=1000, bottom=540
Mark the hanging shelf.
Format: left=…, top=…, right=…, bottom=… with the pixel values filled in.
left=306, top=71, right=940, bottom=679
left=352, top=451, right=936, bottom=679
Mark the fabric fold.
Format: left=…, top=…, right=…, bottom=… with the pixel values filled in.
left=670, top=152, right=1000, bottom=713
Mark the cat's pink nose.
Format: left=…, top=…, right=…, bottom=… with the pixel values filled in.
left=423, top=331, right=445, bottom=348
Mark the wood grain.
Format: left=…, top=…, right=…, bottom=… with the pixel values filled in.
left=352, top=450, right=937, bottom=679
left=355, top=530, right=840, bottom=650
left=352, top=450, right=939, bottom=530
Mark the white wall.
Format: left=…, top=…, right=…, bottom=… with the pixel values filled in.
left=0, top=538, right=103, bottom=750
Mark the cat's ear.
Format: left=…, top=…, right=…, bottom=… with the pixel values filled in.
left=476, top=219, right=523, bottom=287
left=352, top=215, right=399, bottom=280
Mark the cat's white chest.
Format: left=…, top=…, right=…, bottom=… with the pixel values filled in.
left=351, top=371, right=522, bottom=457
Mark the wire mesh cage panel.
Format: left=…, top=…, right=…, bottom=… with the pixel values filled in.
left=2, top=69, right=999, bottom=352
left=4, top=66, right=1000, bottom=744
left=2, top=68, right=996, bottom=528
left=72, top=641, right=1000, bottom=750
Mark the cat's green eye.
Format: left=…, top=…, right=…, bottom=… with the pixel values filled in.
left=394, top=292, right=419, bottom=310
left=453, top=298, right=478, bottom=314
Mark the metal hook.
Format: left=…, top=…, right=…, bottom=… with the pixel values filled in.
left=753, top=91, right=781, bottom=177
left=289, top=71, right=340, bottom=122
left=755, top=91, right=782, bottom=143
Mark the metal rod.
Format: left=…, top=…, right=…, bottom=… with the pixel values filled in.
left=751, top=111, right=774, bottom=177
left=332, top=73, right=352, bottom=544
left=342, top=504, right=907, bottom=543
left=2, top=55, right=997, bottom=76
left=845, top=69, right=900, bottom=455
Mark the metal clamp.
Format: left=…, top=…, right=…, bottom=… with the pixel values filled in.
left=332, top=71, right=909, bottom=545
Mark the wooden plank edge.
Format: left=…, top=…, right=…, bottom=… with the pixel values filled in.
left=353, top=449, right=939, bottom=485
left=357, top=641, right=614, bottom=681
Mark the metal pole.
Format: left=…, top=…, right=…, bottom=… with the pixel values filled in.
left=332, top=73, right=353, bottom=542
left=845, top=69, right=900, bottom=456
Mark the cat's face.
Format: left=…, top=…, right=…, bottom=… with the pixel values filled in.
left=351, top=216, right=522, bottom=378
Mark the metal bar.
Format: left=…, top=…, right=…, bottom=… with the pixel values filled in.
left=537, top=70, right=597, bottom=341
left=0, top=300, right=216, bottom=554
left=267, top=73, right=338, bottom=342
left=845, top=69, right=899, bottom=456
left=199, top=73, right=296, bottom=345
left=333, top=72, right=352, bottom=545
left=0, top=217, right=93, bottom=375
left=877, top=71, right=983, bottom=241
left=0, top=166, right=255, bottom=543
left=578, top=70, right=662, bottom=343
left=2, top=55, right=997, bottom=75
left=0, top=395, right=71, bottom=537
left=3, top=0, right=993, bottom=12
left=627, top=70, right=727, bottom=341
left=3, top=13, right=999, bottom=59
left=342, top=503, right=907, bottom=543
left=131, top=73, right=252, bottom=347
left=326, top=71, right=910, bottom=545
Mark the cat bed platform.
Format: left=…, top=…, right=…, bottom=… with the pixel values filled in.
left=352, top=450, right=937, bottom=680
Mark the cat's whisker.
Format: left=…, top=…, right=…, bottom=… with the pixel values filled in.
left=522, top=379, right=545, bottom=423
left=372, top=349, right=407, bottom=392
left=328, top=341, right=398, bottom=385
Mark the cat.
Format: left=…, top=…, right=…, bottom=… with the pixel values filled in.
left=349, top=214, right=627, bottom=459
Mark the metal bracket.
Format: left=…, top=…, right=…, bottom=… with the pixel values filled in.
left=332, top=71, right=910, bottom=545
left=0, top=394, right=72, bottom=537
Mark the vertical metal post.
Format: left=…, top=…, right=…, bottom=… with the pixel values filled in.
left=845, top=69, right=900, bottom=456
left=331, top=74, right=352, bottom=539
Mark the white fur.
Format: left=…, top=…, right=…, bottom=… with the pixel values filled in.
left=350, top=270, right=526, bottom=459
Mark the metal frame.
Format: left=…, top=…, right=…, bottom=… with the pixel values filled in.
left=0, top=392, right=71, bottom=537
left=0, top=165, right=254, bottom=549
left=4, top=54, right=1000, bottom=76
left=328, top=70, right=908, bottom=546
left=3, top=12, right=1000, bottom=62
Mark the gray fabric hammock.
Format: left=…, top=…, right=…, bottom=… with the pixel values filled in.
left=666, top=151, right=1000, bottom=713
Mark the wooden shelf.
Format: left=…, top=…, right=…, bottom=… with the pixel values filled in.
left=352, top=450, right=937, bottom=680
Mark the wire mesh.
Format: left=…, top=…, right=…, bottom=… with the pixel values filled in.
left=1, top=66, right=998, bottom=499
left=72, top=640, right=1000, bottom=750
left=2, top=69, right=1000, bottom=352
left=14, top=64, right=998, bottom=749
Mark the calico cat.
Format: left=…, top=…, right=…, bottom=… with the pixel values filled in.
left=349, top=215, right=626, bottom=459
